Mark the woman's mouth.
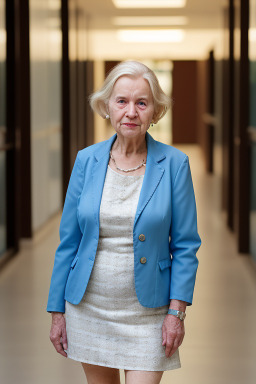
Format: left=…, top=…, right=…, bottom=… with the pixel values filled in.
left=123, top=123, right=138, bottom=127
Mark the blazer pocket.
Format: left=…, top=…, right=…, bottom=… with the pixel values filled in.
left=158, top=257, right=172, bottom=271
left=70, top=255, right=79, bottom=269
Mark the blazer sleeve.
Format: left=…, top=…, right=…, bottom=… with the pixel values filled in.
left=46, top=152, right=84, bottom=313
left=169, top=155, right=201, bottom=305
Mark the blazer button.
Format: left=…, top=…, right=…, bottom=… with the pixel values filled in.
left=140, top=257, right=147, bottom=264
left=139, top=234, right=145, bottom=242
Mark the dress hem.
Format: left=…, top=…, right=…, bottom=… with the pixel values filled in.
left=67, top=353, right=181, bottom=372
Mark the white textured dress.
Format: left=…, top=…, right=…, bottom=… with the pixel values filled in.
left=65, top=165, right=181, bottom=371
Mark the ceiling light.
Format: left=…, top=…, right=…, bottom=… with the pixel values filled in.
left=112, top=0, right=186, bottom=8
left=117, top=29, right=185, bottom=43
left=112, top=16, right=188, bottom=26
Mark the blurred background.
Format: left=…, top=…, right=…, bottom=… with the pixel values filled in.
left=0, top=0, right=256, bottom=383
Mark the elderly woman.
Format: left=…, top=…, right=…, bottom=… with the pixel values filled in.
left=47, top=61, right=201, bottom=384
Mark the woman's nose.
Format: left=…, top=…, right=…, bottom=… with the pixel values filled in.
left=126, top=102, right=137, bottom=118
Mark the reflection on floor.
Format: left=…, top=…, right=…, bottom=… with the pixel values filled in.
left=1, top=144, right=256, bottom=384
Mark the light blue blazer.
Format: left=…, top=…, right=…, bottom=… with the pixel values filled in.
left=47, top=132, right=201, bottom=313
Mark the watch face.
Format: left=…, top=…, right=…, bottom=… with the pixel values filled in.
left=177, top=311, right=186, bottom=320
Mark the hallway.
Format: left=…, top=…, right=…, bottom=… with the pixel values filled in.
left=0, top=144, right=256, bottom=384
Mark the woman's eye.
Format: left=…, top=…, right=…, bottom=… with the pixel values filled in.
left=138, top=101, right=146, bottom=106
left=117, top=99, right=125, bottom=104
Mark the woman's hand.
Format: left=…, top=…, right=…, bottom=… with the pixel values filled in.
left=162, top=314, right=185, bottom=358
left=49, top=312, right=68, bottom=357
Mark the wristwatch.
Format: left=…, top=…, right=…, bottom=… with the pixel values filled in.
left=168, top=309, right=186, bottom=321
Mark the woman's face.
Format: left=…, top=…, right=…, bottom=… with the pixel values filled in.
left=107, top=75, right=155, bottom=140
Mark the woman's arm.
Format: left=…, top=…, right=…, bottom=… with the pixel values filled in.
left=47, top=152, right=84, bottom=313
left=162, top=155, right=201, bottom=358
left=169, top=155, right=201, bottom=305
left=169, top=299, right=187, bottom=312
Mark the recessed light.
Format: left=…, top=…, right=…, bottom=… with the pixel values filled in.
left=112, top=0, right=186, bottom=8
left=112, top=16, right=188, bottom=26
left=117, top=29, right=185, bottom=43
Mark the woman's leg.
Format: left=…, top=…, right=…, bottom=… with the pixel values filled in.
left=124, top=369, right=164, bottom=384
left=81, top=362, right=121, bottom=384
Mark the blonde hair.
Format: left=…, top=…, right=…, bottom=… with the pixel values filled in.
left=89, top=61, right=171, bottom=123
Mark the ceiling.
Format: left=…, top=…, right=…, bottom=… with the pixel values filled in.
left=81, top=0, right=227, bottom=29
left=75, top=0, right=228, bottom=60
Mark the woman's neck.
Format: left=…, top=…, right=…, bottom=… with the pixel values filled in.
left=112, top=133, right=147, bottom=156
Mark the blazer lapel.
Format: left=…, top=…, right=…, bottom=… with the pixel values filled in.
left=91, top=134, right=117, bottom=226
left=133, top=132, right=166, bottom=227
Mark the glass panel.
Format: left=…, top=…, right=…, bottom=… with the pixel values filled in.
left=29, top=0, right=62, bottom=231
left=0, top=0, right=7, bottom=257
left=249, top=0, right=256, bottom=262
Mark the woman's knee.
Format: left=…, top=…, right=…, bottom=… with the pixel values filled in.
left=81, top=362, right=121, bottom=384
left=124, top=369, right=163, bottom=384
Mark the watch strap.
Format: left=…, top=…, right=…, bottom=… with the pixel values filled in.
left=168, top=309, right=186, bottom=321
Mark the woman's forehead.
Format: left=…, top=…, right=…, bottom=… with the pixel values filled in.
left=112, top=76, right=152, bottom=98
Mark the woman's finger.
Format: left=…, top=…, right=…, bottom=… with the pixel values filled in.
left=55, top=338, right=67, bottom=357
left=167, top=339, right=179, bottom=358
left=61, top=326, right=68, bottom=351
left=178, top=332, right=185, bottom=347
left=169, top=329, right=185, bottom=355
left=165, top=334, right=175, bottom=358
left=162, top=328, right=167, bottom=347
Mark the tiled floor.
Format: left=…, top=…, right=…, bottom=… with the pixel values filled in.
left=1, top=145, right=256, bottom=384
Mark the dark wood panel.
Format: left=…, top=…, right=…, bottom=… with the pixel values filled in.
left=76, top=61, right=95, bottom=150
left=6, top=0, right=20, bottom=250
left=236, top=0, right=250, bottom=252
left=16, top=0, right=32, bottom=238
left=222, top=0, right=250, bottom=253
left=2, top=0, right=31, bottom=268
left=207, top=50, right=215, bottom=173
left=61, top=0, right=71, bottom=203
left=84, top=61, right=94, bottom=147
left=105, top=61, right=120, bottom=78
left=222, top=1, right=235, bottom=228
left=197, top=57, right=217, bottom=173
left=172, top=61, right=198, bottom=144
left=6, top=0, right=18, bottom=252
left=197, top=60, right=208, bottom=166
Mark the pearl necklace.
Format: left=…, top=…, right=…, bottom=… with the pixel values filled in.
left=109, top=150, right=146, bottom=173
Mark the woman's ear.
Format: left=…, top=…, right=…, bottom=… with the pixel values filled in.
left=152, top=111, right=158, bottom=124
left=104, top=103, right=110, bottom=118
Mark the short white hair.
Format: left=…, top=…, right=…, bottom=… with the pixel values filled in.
left=89, top=61, right=171, bottom=123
